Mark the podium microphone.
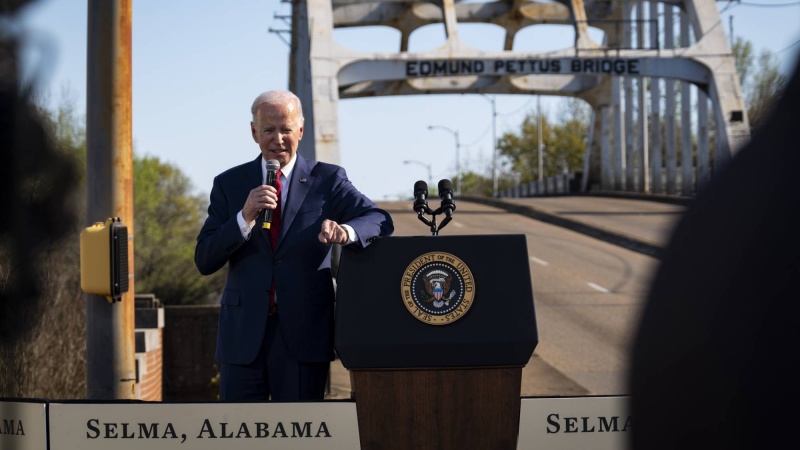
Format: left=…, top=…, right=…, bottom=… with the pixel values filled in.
left=413, top=180, right=430, bottom=215
left=438, top=179, right=456, bottom=218
left=262, top=159, right=281, bottom=229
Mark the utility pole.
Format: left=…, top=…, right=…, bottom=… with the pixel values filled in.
left=85, top=0, right=136, bottom=399
left=729, top=15, right=734, bottom=48
left=537, top=95, right=543, bottom=181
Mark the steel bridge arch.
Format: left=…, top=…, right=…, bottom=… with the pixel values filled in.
left=290, top=0, right=748, bottom=195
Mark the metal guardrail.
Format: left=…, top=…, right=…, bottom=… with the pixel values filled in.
left=497, top=173, right=580, bottom=198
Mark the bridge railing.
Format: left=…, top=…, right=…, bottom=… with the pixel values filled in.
left=497, top=173, right=581, bottom=198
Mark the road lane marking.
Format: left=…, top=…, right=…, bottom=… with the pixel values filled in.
left=530, top=256, right=549, bottom=266
left=452, top=221, right=464, bottom=228
left=587, top=282, right=611, bottom=294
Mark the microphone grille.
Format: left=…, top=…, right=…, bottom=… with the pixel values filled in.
left=438, top=179, right=453, bottom=192
left=414, top=180, right=428, bottom=192
left=266, top=159, right=281, bottom=171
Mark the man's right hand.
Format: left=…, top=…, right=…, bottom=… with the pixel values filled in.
left=242, top=184, right=279, bottom=223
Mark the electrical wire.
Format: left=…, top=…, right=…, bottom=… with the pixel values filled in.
left=461, top=124, right=491, bottom=148
left=498, top=97, right=535, bottom=117
left=777, top=38, right=800, bottom=53
left=739, top=1, right=800, bottom=7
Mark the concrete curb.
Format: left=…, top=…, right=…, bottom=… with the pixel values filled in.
left=577, top=190, right=694, bottom=206
left=459, top=195, right=665, bottom=259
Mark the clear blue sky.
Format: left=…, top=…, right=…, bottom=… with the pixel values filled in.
left=17, top=0, right=800, bottom=201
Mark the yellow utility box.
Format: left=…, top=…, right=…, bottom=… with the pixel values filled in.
left=80, top=217, right=129, bottom=302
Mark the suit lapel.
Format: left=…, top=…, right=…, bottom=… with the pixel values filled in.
left=279, top=155, right=313, bottom=246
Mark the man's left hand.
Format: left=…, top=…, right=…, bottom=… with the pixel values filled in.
left=318, top=219, right=348, bottom=245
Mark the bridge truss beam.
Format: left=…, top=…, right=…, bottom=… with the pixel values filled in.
left=290, top=0, right=748, bottom=195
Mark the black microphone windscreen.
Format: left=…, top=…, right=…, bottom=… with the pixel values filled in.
left=438, top=178, right=456, bottom=217
left=414, top=180, right=428, bottom=193
left=438, top=179, right=453, bottom=194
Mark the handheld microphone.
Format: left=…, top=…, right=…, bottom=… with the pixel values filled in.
left=438, top=179, right=456, bottom=218
left=413, top=180, right=429, bottom=215
left=262, top=159, right=281, bottom=229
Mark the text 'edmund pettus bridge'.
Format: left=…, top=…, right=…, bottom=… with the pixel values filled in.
left=405, top=58, right=642, bottom=77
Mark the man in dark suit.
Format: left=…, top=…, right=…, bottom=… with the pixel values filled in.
left=195, top=90, right=394, bottom=401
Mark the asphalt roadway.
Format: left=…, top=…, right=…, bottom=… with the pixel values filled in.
left=326, top=193, right=690, bottom=399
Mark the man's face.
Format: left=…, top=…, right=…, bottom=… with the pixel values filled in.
left=251, top=102, right=304, bottom=168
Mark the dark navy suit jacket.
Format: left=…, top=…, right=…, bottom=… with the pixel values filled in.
left=195, top=154, right=393, bottom=365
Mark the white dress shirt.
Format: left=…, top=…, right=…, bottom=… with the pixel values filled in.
left=236, top=155, right=356, bottom=243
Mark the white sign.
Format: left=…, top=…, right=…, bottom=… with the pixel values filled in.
left=517, top=396, right=630, bottom=450
left=49, top=402, right=360, bottom=450
left=0, top=400, right=47, bottom=450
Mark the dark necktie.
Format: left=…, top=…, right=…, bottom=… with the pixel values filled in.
left=269, top=170, right=283, bottom=250
left=269, top=170, right=282, bottom=314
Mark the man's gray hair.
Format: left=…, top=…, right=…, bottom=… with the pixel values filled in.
left=251, top=90, right=305, bottom=123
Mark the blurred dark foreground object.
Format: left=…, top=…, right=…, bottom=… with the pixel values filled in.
left=629, top=57, right=800, bottom=449
left=0, top=2, right=79, bottom=344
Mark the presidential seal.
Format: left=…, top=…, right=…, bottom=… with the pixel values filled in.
left=400, top=252, right=475, bottom=325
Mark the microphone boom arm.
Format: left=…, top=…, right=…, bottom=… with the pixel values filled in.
left=415, top=210, right=439, bottom=235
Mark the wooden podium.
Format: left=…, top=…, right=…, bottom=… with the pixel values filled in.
left=335, top=235, right=538, bottom=450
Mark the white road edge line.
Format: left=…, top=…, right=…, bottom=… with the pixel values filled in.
left=530, top=256, right=549, bottom=266
left=587, top=282, right=611, bottom=294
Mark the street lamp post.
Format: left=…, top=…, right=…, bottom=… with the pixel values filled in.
left=403, top=160, right=433, bottom=193
left=479, top=93, right=498, bottom=197
left=538, top=95, right=543, bottom=181
left=427, top=125, right=460, bottom=196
